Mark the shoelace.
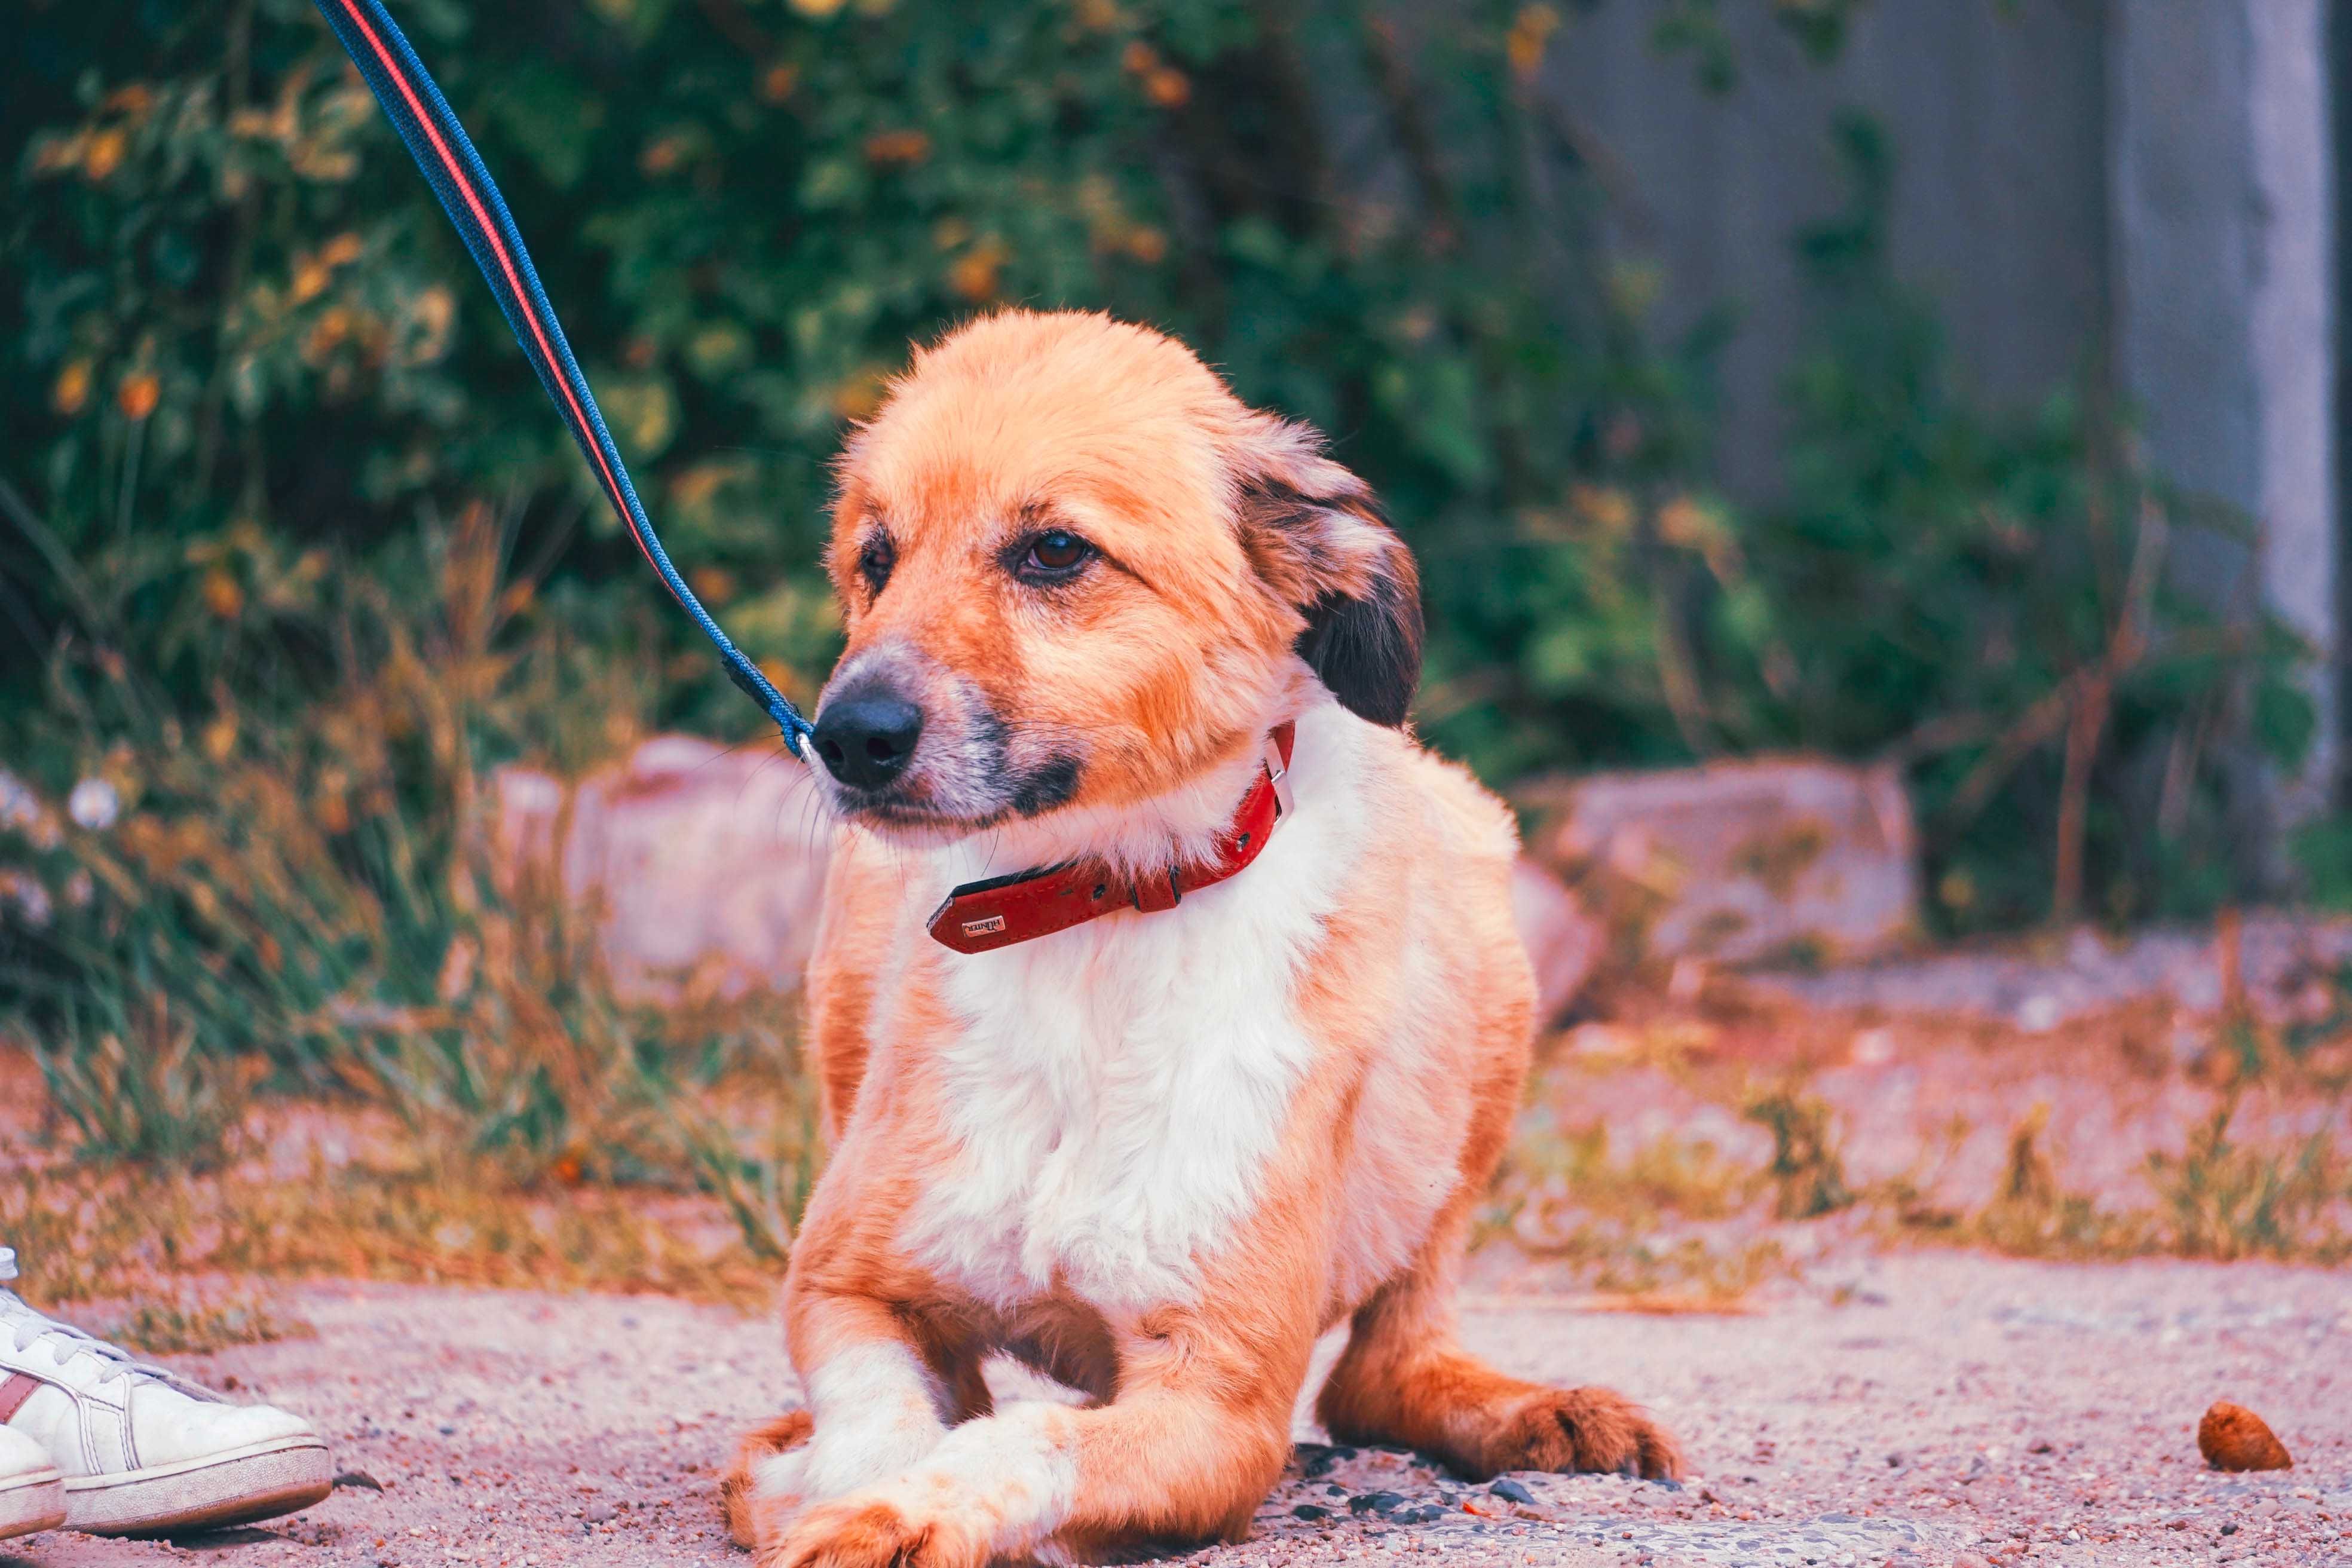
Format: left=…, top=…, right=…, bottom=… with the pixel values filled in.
left=0, top=1252, right=215, bottom=1399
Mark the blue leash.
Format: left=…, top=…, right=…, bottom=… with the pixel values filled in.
left=312, top=0, right=816, bottom=760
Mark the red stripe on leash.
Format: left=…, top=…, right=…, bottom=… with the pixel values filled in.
left=329, top=0, right=672, bottom=592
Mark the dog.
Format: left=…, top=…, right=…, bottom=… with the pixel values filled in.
left=721, top=310, right=1679, bottom=1567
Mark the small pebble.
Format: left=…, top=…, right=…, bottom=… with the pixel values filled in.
left=2199, top=1402, right=2293, bottom=1472
left=582, top=1502, right=617, bottom=1524
left=335, top=1470, right=386, bottom=1492
left=1290, top=1504, right=1330, bottom=1522
left=1348, top=1491, right=1405, bottom=1515
left=1490, top=1478, right=1538, bottom=1506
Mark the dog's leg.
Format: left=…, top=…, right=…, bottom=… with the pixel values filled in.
left=738, top=1291, right=964, bottom=1562
left=771, top=1313, right=1304, bottom=1568
left=725, top=1336, right=989, bottom=1552
left=1315, top=1211, right=1682, bottom=1481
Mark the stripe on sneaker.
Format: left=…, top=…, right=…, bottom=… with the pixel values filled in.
left=0, top=1373, right=42, bottom=1422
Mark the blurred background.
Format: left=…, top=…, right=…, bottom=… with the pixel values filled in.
left=4, top=2, right=2350, bottom=1322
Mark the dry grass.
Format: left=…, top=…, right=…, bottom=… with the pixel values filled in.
left=1489, top=988, right=2352, bottom=1298
left=1, top=1142, right=790, bottom=1326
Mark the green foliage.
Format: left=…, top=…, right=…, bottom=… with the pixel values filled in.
left=0, top=0, right=2322, bottom=1141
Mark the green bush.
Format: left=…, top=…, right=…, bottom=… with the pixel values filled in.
left=0, top=0, right=2317, bottom=1097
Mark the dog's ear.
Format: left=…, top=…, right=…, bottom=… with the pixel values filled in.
left=1230, top=415, right=1423, bottom=727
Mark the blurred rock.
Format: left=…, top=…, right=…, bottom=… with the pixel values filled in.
left=1521, top=755, right=1919, bottom=966
left=1509, top=857, right=1605, bottom=1022
left=492, top=737, right=831, bottom=1003
left=2198, top=1401, right=2292, bottom=1472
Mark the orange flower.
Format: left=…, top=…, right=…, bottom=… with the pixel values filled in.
left=52, top=360, right=91, bottom=416
left=303, top=308, right=354, bottom=364
left=863, top=129, right=932, bottom=167
left=639, top=134, right=689, bottom=176
left=83, top=127, right=128, bottom=182
left=830, top=368, right=890, bottom=421
left=1506, top=4, right=1561, bottom=83
left=760, top=62, right=800, bottom=104
left=201, top=567, right=244, bottom=620
left=292, top=255, right=332, bottom=303
left=116, top=371, right=160, bottom=421
left=688, top=566, right=737, bottom=606
left=949, top=237, right=1008, bottom=302
left=1144, top=68, right=1190, bottom=108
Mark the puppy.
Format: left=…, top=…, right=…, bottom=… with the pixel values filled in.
left=722, top=310, right=1679, bottom=1567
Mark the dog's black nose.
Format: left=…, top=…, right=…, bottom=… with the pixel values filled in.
left=813, top=692, right=924, bottom=789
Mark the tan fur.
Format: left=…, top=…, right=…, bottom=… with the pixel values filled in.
left=729, top=311, right=1677, bottom=1567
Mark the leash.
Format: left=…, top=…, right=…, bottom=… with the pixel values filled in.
left=314, top=0, right=1309, bottom=953
left=311, top=0, right=816, bottom=760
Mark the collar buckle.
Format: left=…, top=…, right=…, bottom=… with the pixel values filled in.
left=1263, top=730, right=1295, bottom=821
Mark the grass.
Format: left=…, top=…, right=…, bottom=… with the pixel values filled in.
left=5, top=509, right=2350, bottom=1325
left=1490, top=994, right=2352, bottom=1295
left=1486, top=1117, right=1795, bottom=1303
left=84, top=1290, right=314, bottom=1357
left=1743, top=1085, right=1855, bottom=1220
left=0, top=508, right=829, bottom=1331
left=1, top=1140, right=792, bottom=1320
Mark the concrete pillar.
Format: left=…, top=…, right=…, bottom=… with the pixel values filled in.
left=2110, top=0, right=2336, bottom=872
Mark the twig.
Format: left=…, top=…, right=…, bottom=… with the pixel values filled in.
left=2051, top=494, right=2169, bottom=916
left=0, top=475, right=111, bottom=633
left=1940, top=495, right=2172, bottom=871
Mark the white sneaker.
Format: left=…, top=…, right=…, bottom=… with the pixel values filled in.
left=0, top=1248, right=333, bottom=1536
left=0, top=1424, right=66, bottom=1542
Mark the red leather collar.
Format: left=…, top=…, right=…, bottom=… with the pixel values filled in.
left=927, top=723, right=1297, bottom=956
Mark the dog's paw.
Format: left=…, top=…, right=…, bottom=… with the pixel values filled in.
left=770, top=1494, right=988, bottom=1568
left=722, top=1411, right=816, bottom=1549
left=1481, top=1385, right=1682, bottom=1481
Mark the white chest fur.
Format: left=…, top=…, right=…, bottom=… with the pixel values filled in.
left=893, top=705, right=1371, bottom=1315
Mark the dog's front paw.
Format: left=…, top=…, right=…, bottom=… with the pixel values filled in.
left=771, top=1494, right=990, bottom=1568
left=724, top=1411, right=817, bottom=1549
left=1483, top=1386, right=1682, bottom=1481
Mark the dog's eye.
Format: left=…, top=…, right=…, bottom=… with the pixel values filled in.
left=1018, top=530, right=1094, bottom=580
left=858, top=534, right=896, bottom=597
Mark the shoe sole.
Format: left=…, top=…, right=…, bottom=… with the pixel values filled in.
left=0, top=1466, right=68, bottom=1542
left=64, top=1435, right=334, bottom=1538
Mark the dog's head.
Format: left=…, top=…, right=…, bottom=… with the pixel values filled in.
left=807, top=311, right=1420, bottom=859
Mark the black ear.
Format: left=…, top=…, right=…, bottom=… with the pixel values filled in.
left=1232, top=417, right=1423, bottom=727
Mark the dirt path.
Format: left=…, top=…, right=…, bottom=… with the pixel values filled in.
left=3, top=1252, right=2344, bottom=1568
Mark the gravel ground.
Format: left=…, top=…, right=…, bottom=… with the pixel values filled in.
left=4, top=1252, right=2345, bottom=1568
